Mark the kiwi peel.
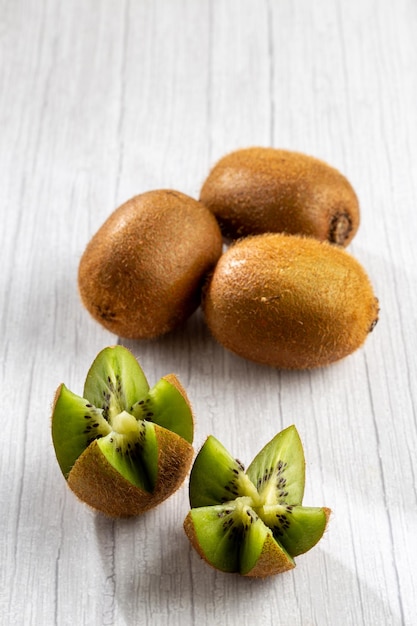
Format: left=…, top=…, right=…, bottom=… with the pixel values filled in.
left=184, top=426, right=330, bottom=577
left=51, top=345, right=194, bottom=517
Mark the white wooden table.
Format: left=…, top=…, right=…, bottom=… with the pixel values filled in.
left=1, top=1, right=416, bottom=624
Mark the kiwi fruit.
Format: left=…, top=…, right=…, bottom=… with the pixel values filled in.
left=203, top=233, right=379, bottom=369
left=184, top=425, right=330, bottom=577
left=51, top=345, right=194, bottom=517
left=199, top=147, right=360, bottom=245
left=78, top=189, right=223, bottom=339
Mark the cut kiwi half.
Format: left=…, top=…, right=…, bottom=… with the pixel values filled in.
left=184, top=426, right=330, bottom=577
left=51, top=345, right=194, bottom=517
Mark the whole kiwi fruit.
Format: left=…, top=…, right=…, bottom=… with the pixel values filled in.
left=78, top=190, right=223, bottom=339
left=203, top=233, right=379, bottom=369
left=199, top=147, right=360, bottom=245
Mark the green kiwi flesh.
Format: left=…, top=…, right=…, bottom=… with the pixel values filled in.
left=51, top=345, right=194, bottom=517
left=130, top=374, right=193, bottom=443
left=184, top=426, right=330, bottom=577
left=246, top=427, right=305, bottom=506
left=83, top=344, right=149, bottom=417
left=188, top=435, right=258, bottom=507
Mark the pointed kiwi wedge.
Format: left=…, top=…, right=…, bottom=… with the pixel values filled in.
left=51, top=345, right=194, bottom=517
left=184, top=426, right=330, bottom=577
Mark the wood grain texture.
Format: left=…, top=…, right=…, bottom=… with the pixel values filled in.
left=1, top=0, right=416, bottom=624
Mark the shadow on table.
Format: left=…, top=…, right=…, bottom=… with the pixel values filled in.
left=93, top=506, right=402, bottom=625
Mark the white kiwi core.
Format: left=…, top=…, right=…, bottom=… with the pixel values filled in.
left=233, top=473, right=289, bottom=527
left=110, top=410, right=140, bottom=436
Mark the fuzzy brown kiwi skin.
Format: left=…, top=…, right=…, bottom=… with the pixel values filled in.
left=78, top=190, right=223, bottom=339
left=243, top=533, right=296, bottom=578
left=199, top=147, right=360, bottom=246
left=67, top=425, right=194, bottom=518
left=202, top=233, right=379, bottom=370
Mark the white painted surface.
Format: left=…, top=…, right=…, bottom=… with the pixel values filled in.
left=1, top=1, right=416, bottom=624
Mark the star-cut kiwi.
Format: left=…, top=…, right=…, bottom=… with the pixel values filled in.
left=184, top=426, right=330, bottom=577
left=51, top=345, right=194, bottom=517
